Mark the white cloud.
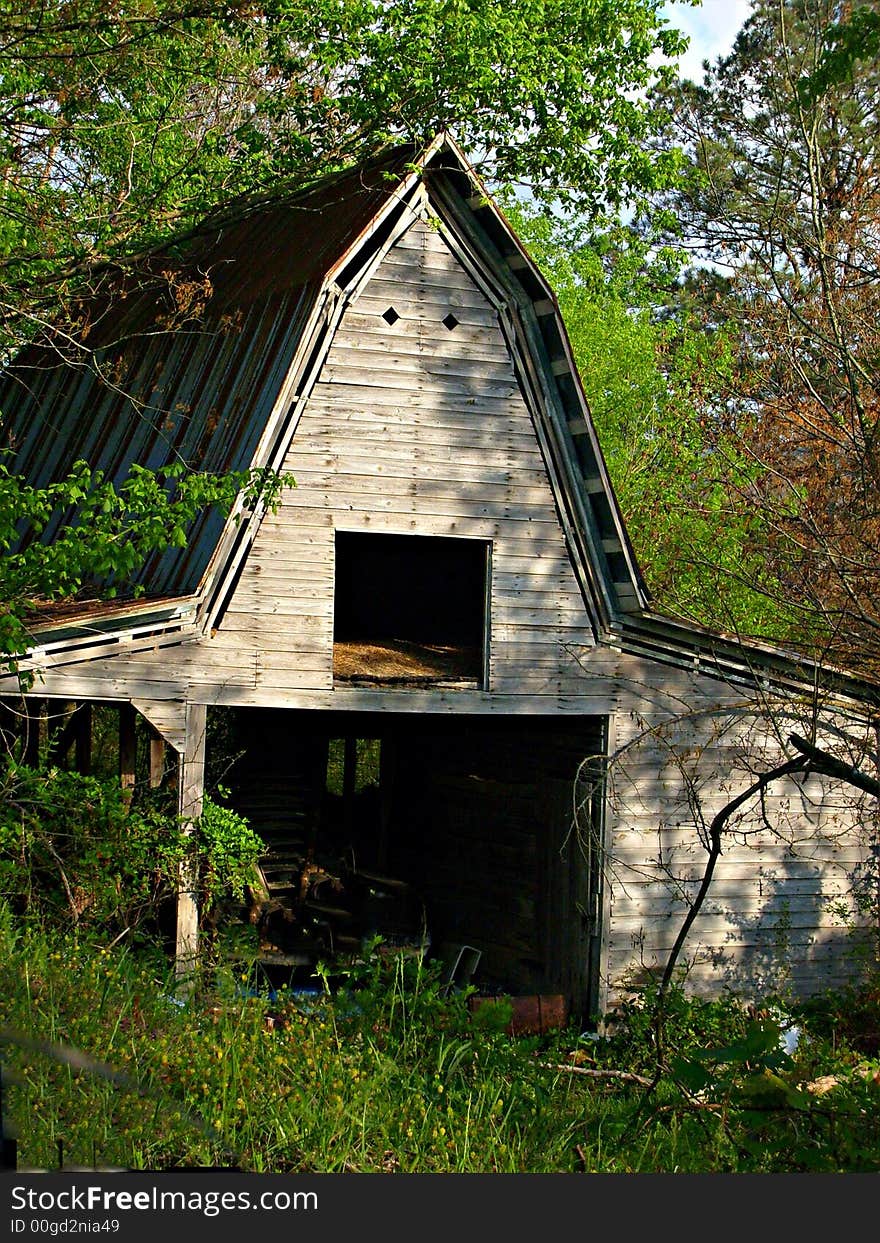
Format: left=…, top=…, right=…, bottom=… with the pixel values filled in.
left=660, top=0, right=752, bottom=80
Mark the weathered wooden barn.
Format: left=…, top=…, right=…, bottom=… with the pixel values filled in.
left=1, top=136, right=876, bottom=1021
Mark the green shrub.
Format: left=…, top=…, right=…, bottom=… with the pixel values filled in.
left=0, top=762, right=264, bottom=936
left=196, top=788, right=264, bottom=911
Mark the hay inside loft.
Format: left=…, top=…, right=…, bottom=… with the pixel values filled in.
left=333, top=637, right=482, bottom=684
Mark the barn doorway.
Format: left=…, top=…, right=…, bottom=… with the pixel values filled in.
left=221, top=708, right=607, bottom=1023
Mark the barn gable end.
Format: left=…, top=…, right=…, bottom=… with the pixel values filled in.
left=205, top=213, right=597, bottom=699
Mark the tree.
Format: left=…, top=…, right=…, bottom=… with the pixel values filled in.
left=657, top=0, right=880, bottom=674
left=0, top=0, right=687, bottom=360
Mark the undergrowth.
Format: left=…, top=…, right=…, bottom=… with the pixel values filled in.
left=1, top=907, right=878, bottom=1174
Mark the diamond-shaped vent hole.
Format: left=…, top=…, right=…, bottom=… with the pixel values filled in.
left=382, top=306, right=400, bottom=325
left=442, top=313, right=459, bottom=331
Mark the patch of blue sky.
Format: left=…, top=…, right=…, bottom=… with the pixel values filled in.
left=660, top=0, right=752, bottom=81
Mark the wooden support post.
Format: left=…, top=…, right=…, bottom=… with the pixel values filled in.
left=119, top=703, right=137, bottom=808
left=175, top=702, right=206, bottom=992
left=149, top=730, right=166, bottom=790
left=377, top=738, right=395, bottom=873
left=343, top=735, right=357, bottom=843
left=74, top=703, right=92, bottom=776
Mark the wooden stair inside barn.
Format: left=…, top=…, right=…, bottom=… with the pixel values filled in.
left=225, top=713, right=429, bottom=980
left=226, top=717, right=334, bottom=970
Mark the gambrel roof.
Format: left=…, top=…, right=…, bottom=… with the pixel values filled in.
left=1, top=135, right=874, bottom=707
left=1, top=140, right=642, bottom=627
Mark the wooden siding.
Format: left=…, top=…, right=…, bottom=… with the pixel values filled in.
left=601, top=699, right=878, bottom=1003
left=205, top=214, right=597, bottom=698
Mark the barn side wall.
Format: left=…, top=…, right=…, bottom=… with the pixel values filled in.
left=602, top=691, right=878, bottom=1007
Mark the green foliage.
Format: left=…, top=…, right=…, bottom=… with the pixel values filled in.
left=0, top=924, right=586, bottom=1172
left=196, top=788, right=265, bottom=911
left=591, top=978, right=880, bottom=1172
left=799, top=4, right=880, bottom=97
left=469, top=997, right=515, bottom=1034
left=0, top=4, right=693, bottom=396
left=0, top=762, right=265, bottom=934
left=0, top=0, right=691, bottom=364
left=0, top=760, right=184, bottom=933
left=669, top=1018, right=808, bottom=1109
left=0, top=458, right=289, bottom=669
left=796, top=977, right=880, bottom=1058
left=600, top=978, right=753, bottom=1072
left=3, top=922, right=878, bottom=1173
left=653, top=0, right=880, bottom=670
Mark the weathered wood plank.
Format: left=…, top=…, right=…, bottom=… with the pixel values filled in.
left=255, top=668, right=334, bottom=692
left=608, top=925, right=857, bottom=951
left=301, top=399, right=536, bottom=428
left=286, top=452, right=551, bottom=488
left=131, top=698, right=185, bottom=754
left=251, top=524, right=579, bottom=563
left=318, top=368, right=520, bottom=402
left=354, top=280, right=495, bottom=315
left=180, top=683, right=622, bottom=713
left=490, top=626, right=597, bottom=646
left=227, top=587, right=335, bottom=613
left=320, top=342, right=516, bottom=380
left=288, top=470, right=564, bottom=510
left=216, top=612, right=330, bottom=637
left=270, top=493, right=566, bottom=524
left=256, top=651, right=333, bottom=673
left=490, top=604, right=591, bottom=627
left=341, top=313, right=502, bottom=350
left=352, top=293, right=499, bottom=328
left=370, top=251, right=488, bottom=291
left=491, top=586, right=588, bottom=608
left=333, top=319, right=506, bottom=354
left=305, top=390, right=531, bottom=421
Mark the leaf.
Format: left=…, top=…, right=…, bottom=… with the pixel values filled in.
left=669, top=1055, right=713, bottom=1093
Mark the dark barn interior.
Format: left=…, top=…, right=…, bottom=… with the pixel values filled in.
left=332, top=532, right=489, bottom=685
left=223, top=707, right=607, bottom=1023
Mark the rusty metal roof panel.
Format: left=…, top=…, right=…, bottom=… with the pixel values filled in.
left=0, top=146, right=419, bottom=602
left=2, top=288, right=312, bottom=599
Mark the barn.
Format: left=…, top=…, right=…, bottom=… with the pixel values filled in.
left=1, top=135, right=876, bottom=1023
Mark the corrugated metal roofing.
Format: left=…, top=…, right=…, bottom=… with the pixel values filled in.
left=0, top=144, right=419, bottom=600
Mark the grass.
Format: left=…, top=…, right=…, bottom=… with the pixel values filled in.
left=1, top=907, right=879, bottom=1174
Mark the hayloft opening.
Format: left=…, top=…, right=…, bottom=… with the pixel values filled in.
left=333, top=532, right=489, bottom=686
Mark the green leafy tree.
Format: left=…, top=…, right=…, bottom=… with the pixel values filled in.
left=0, top=0, right=688, bottom=358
